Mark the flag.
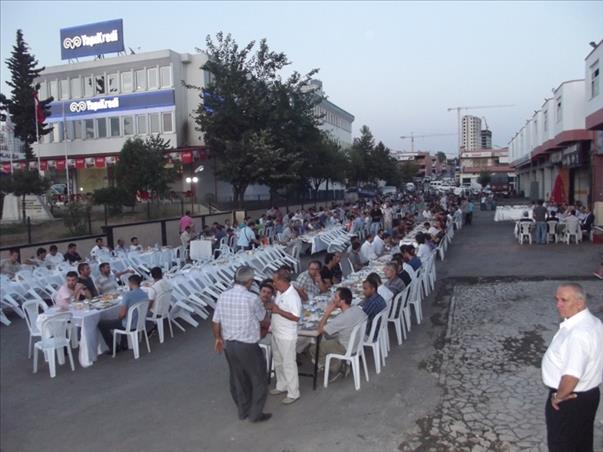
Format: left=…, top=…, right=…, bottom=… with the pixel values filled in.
left=33, top=91, right=46, bottom=124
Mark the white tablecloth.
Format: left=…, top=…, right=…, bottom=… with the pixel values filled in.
left=494, top=206, right=533, bottom=222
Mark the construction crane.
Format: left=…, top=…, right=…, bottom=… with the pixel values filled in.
left=447, top=104, right=514, bottom=152
left=399, top=132, right=456, bottom=153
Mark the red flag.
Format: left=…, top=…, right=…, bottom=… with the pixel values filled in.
left=33, top=91, right=46, bottom=124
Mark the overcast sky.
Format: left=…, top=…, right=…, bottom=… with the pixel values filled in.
left=1, top=1, right=602, bottom=155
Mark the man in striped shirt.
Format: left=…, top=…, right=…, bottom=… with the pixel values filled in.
left=359, top=278, right=386, bottom=333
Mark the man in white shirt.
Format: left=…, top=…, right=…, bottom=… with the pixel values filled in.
left=360, top=234, right=377, bottom=264
left=146, top=266, right=172, bottom=316
left=55, top=271, right=89, bottom=309
left=372, top=230, right=385, bottom=257
left=237, top=221, right=258, bottom=251
left=44, top=245, right=64, bottom=267
left=90, top=238, right=108, bottom=260
left=130, top=236, right=143, bottom=252
left=562, top=210, right=581, bottom=233
left=268, top=268, right=302, bottom=405
left=541, top=283, right=603, bottom=451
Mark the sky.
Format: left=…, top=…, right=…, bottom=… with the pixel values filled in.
left=1, top=1, right=602, bottom=156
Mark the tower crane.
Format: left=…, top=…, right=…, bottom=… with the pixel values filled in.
left=399, top=132, right=456, bottom=153
left=447, top=104, right=514, bottom=152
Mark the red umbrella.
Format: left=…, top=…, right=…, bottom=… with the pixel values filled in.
left=549, top=174, right=567, bottom=204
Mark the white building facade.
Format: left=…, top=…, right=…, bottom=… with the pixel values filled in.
left=462, top=115, right=481, bottom=151
left=310, top=80, right=354, bottom=146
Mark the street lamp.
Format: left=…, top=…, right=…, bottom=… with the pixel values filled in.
left=185, top=176, right=199, bottom=213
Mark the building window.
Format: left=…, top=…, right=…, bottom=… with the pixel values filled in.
left=121, top=71, right=133, bottom=92
left=95, top=75, right=105, bottom=95
left=108, top=73, right=119, bottom=94
left=162, top=112, right=173, bottom=133
left=70, top=77, right=81, bottom=99
left=147, top=67, right=158, bottom=89
left=84, top=119, right=94, bottom=139
left=123, top=116, right=134, bottom=135
left=591, top=60, right=600, bottom=98
left=60, top=79, right=69, bottom=100
left=73, top=120, right=82, bottom=140
left=84, top=76, right=93, bottom=97
left=136, top=114, right=147, bottom=134
left=49, top=80, right=58, bottom=99
left=149, top=112, right=160, bottom=133
left=97, top=118, right=107, bottom=138
left=135, top=69, right=146, bottom=91
left=159, top=66, right=171, bottom=87
left=110, top=117, right=120, bottom=137
left=555, top=97, right=562, bottom=123
left=38, top=81, right=47, bottom=99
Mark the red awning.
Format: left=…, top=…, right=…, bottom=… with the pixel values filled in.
left=75, top=158, right=85, bottom=169
left=182, top=150, right=193, bottom=164
left=56, top=159, right=66, bottom=170
left=95, top=157, right=105, bottom=168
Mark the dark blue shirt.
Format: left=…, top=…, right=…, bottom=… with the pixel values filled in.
left=361, top=292, right=386, bottom=335
left=408, top=256, right=422, bottom=271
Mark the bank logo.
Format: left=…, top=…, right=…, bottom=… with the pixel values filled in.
left=69, top=97, right=119, bottom=113
left=62, top=29, right=119, bottom=50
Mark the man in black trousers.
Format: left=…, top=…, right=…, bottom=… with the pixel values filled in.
left=541, top=283, right=603, bottom=451
left=212, top=266, right=271, bottom=422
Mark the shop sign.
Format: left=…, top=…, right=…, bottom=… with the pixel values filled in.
left=60, top=19, right=124, bottom=60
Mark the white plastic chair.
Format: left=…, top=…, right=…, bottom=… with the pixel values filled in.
left=112, top=301, right=151, bottom=359
left=408, top=275, right=423, bottom=325
left=33, top=312, right=75, bottom=378
left=362, top=309, right=388, bottom=374
left=546, top=221, right=559, bottom=243
left=519, top=223, right=532, bottom=245
left=388, top=287, right=410, bottom=345
left=22, top=299, right=49, bottom=358
left=324, top=319, right=369, bottom=391
left=564, top=222, right=581, bottom=244
left=146, top=290, right=174, bottom=343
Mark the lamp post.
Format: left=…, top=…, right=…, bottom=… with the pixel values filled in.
left=185, top=176, right=198, bottom=213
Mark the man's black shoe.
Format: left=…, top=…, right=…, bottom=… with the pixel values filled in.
left=250, top=413, right=272, bottom=423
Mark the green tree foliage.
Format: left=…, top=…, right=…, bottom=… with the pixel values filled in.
left=436, top=151, right=447, bottom=163
left=92, top=186, right=135, bottom=214
left=193, top=32, right=321, bottom=205
left=478, top=171, right=492, bottom=188
left=398, top=162, right=420, bottom=183
left=63, top=201, right=91, bottom=235
left=0, top=170, right=51, bottom=223
left=0, top=30, right=53, bottom=160
left=301, top=132, right=347, bottom=196
left=114, top=135, right=178, bottom=202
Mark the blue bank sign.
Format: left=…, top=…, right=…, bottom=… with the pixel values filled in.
left=47, top=90, right=175, bottom=122
left=60, top=19, right=125, bottom=60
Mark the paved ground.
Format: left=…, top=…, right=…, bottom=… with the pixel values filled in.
left=1, top=209, right=602, bottom=452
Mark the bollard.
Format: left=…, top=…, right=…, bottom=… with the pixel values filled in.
left=27, top=216, right=32, bottom=244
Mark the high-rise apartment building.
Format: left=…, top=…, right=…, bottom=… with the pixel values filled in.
left=480, top=129, right=492, bottom=149
left=462, top=115, right=481, bottom=151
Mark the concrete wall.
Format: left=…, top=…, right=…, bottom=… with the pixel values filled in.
left=585, top=43, right=602, bottom=117
left=1, top=236, right=104, bottom=262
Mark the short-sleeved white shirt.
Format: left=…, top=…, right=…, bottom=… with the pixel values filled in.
left=541, top=309, right=603, bottom=391
left=271, top=284, right=302, bottom=340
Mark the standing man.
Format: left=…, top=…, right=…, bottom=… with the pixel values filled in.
left=463, top=199, right=474, bottom=225
left=541, top=283, right=603, bottom=451
left=269, top=268, right=302, bottom=405
left=533, top=200, right=548, bottom=245
left=179, top=210, right=194, bottom=233
left=212, top=266, right=271, bottom=423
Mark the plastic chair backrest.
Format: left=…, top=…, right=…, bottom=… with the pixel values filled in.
left=125, top=300, right=150, bottom=331
left=389, top=290, right=403, bottom=319
left=22, top=299, right=49, bottom=334
left=366, top=309, right=387, bottom=343
left=343, top=319, right=368, bottom=357
left=377, top=285, right=393, bottom=305
left=547, top=221, right=557, bottom=234
left=154, top=290, right=172, bottom=317
left=520, top=223, right=532, bottom=234
left=40, top=312, right=72, bottom=341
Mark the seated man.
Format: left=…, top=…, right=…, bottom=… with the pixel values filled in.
left=359, top=278, right=386, bottom=333
left=360, top=234, right=377, bottom=264
left=415, top=233, right=432, bottom=261
left=294, top=260, right=328, bottom=301
left=348, top=241, right=364, bottom=272
left=98, top=274, right=148, bottom=352
left=321, top=252, right=343, bottom=285
left=0, top=248, right=21, bottom=278
left=313, top=287, right=367, bottom=380
left=90, top=238, right=109, bottom=260
left=55, top=271, right=89, bottom=309
left=130, top=236, right=143, bottom=252
left=392, top=253, right=413, bottom=287
left=114, top=239, right=128, bottom=256
left=146, top=266, right=173, bottom=317
left=581, top=207, right=594, bottom=235
left=401, top=245, right=422, bottom=272
left=24, top=247, right=47, bottom=267
left=563, top=209, right=581, bottom=232
left=96, top=262, right=132, bottom=295
left=519, top=211, right=534, bottom=223
left=64, top=243, right=82, bottom=264
left=44, top=245, right=64, bottom=267
left=367, top=272, right=393, bottom=304
left=77, top=262, right=99, bottom=299
left=383, top=262, right=406, bottom=296
left=546, top=211, right=559, bottom=222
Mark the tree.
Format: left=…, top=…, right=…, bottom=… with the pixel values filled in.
left=301, top=132, right=347, bottom=198
left=92, top=186, right=135, bottom=214
left=398, top=162, right=419, bottom=183
left=193, top=33, right=322, bottom=206
left=0, top=30, right=53, bottom=161
left=114, top=135, right=178, bottom=202
left=346, top=125, right=375, bottom=187
left=0, top=170, right=51, bottom=223
left=478, top=171, right=492, bottom=188
left=436, top=151, right=447, bottom=164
